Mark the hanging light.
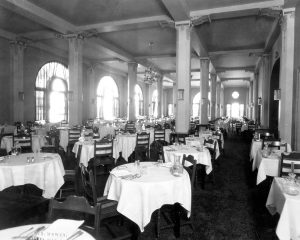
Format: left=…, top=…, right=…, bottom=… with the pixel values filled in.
left=144, top=41, right=159, bottom=85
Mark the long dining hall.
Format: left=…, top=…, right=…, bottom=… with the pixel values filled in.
left=1, top=0, right=300, bottom=239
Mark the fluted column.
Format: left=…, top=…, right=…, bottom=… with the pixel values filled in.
left=144, top=84, right=149, bottom=116
left=69, top=37, right=83, bottom=125
left=210, top=73, right=217, bottom=120
left=87, top=66, right=96, bottom=119
left=200, top=57, right=209, bottom=124
left=220, top=84, right=224, bottom=116
left=279, top=9, right=295, bottom=144
left=10, top=41, right=26, bottom=123
left=175, top=21, right=191, bottom=133
left=127, top=62, right=137, bottom=121
left=249, top=80, right=254, bottom=119
left=261, top=54, right=271, bottom=127
left=157, top=75, right=163, bottom=118
left=216, top=81, right=221, bottom=118
left=253, top=72, right=258, bottom=121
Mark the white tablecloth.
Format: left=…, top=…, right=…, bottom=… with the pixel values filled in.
left=113, top=134, right=136, bottom=160
left=186, top=137, right=220, bottom=159
left=99, top=125, right=116, bottom=138
left=58, top=128, right=69, bottom=152
left=73, top=141, right=95, bottom=167
left=266, top=177, right=300, bottom=240
left=1, top=135, right=47, bottom=154
left=0, top=153, right=65, bottom=198
left=163, top=145, right=212, bottom=174
left=253, top=149, right=282, bottom=185
left=0, top=224, right=95, bottom=240
left=104, top=162, right=191, bottom=232
left=250, top=139, right=291, bottom=161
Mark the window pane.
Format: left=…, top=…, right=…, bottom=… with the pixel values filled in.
left=36, top=90, right=44, bottom=121
left=97, top=76, right=119, bottom=120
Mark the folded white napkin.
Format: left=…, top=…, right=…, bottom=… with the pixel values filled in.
left=111, top=169, right=132, bottom=177
left=36, top=219, right=84, bottom=240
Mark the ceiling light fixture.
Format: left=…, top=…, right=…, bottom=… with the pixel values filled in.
left=144, top=42, right=159, bottom=85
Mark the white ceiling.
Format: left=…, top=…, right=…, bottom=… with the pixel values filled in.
left=0, top=0, right=284, bottom=89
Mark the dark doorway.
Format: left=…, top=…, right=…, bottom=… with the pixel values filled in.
left=269, top=59, right=280, bottom=137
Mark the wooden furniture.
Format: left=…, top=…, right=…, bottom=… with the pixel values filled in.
left=47, top=195, right=101, bottom=238
left=154, top=129, right=165, bottom=142
left=280, top=152, right=300, bottom=177
left=135, top=132, right=150, bottom=160
left=13, top=134, right=32, bottom=153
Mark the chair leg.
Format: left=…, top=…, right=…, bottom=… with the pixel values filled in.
left=156, top=209, right=161, bottom=239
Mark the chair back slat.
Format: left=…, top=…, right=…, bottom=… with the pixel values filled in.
left=280, top=152, right=300, bottom=177
left=94, top=139, right=113, bottom=158
left=154, top=129, right=165, bottom=141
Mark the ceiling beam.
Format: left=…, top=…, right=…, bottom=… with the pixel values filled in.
left=264, top=18, right=281, bottom=52
left=216, top=66, right=255, bottom=73
left=76, top=15, right=172, bottom=32
left=221, top=77, right=251, bottom=81
left=1, top=0, right=75, bottom=33
left=209, top=48, right=264, bottom=56
left=135, top=53, right=176, bottom=60
left=190, top=0, right=284, bottom=18
left=160, top=0, right=190, bottom=21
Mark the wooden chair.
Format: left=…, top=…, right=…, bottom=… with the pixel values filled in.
left=57, top=144, right=81, bottom=198
left=280, top=152, right=300, bottom=177
left=268, top=140, right=287, bottom=152
left=13, top=134, right=32, bottom=153
left=93, top=138, right=115, bottom=184
left=235, top=122, right=242, bottom=135
left=67, top=128, right=81, bottom=155
left=125, top=122, right=136, bottom=133
left=47, top=195, right=101, bottom=238
left=204, top=138, right=217, bottom=184
left=41, top=129, right=61, bottom=153
left=154, top=129, right=165, bottom=142
left=156, top=154, right=196, bottom=238
left=262, top=138, right=280, bottom=149
left=79, top=164, right=132, bottom=239
left=177, top=133, right=187, bottom=145
left=212, top=132, right=223, bottom=155
left=135, top=132, right=150, bottom=160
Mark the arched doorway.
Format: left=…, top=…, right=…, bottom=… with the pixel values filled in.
left=269, top=58, right=280, bottom=137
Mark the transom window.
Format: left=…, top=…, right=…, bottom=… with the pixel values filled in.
left=35, top=62, right=69, bottom=123
left=135, top=84, right=144, bottom=117
left=96, top=76, right=119, bottom=120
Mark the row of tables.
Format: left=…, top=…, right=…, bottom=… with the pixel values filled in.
left=249, top=137, right=300, bottom=240
left=0, top=127, right=222, bottom=237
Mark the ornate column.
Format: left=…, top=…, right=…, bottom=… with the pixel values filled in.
left=68, top=36, right=83, bottom=125
left=210, top=72, right=217, bottom=120
left=175, top=21, right=191, bottom=133
left=220, top=83, right=224, bottom=116
left=279, top=9, right=295, bottom=143
left=144, top=84, right=149, bottom=116
left=200, top=57, right=209, bottom=124
left=216, top=81, right=221, bottom=118
left=127, top=62, right=137, bottom=121
left=261, top=54, right=271, bottom=127
left=249, top=80, right=254, bottom=119
left=253, top=72, right=258, bottom=121
left=10, top=40, right=26, bottom=123
left=157, top=75, right=163, bottom=118
left=87, top=66, right=96, bottom=119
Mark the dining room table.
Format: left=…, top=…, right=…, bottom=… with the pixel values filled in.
left=103, top=161, right=191, bottom=232
left=266, top=177, right=300, bottom=240
left=0, top=134, right=48, bottom=154
left=252, top=148, right=284, bottom=185
left=163, top=144, right=212, bottom=174
left=185, top=136, right=220, bottom=159
left=0, top=223, right=95, bottom=240
left=0, top=152, right=65, bottom=198
left=250, top=139, right=292, bottom=161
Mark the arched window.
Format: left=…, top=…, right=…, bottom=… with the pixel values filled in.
left=35, top=62, right=69, bottom=122
left=135, top=84, right=143, bottom=117
left=152, top=90, right=158, bottom=118
left=97, top=76, right=119, bottom=120
left=192, top=92, right=201, bottom=117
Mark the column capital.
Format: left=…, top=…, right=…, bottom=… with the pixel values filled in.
left=9, top=40, right=27, bottom=49
left=199, top=57, right=210, bottom=61
left=175, top=20, right=191, bottom=28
